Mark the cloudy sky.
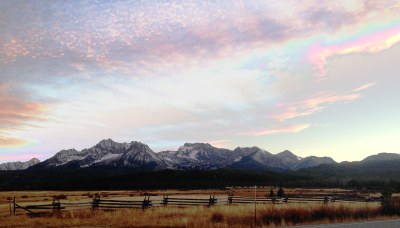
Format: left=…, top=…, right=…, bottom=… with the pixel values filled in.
left=1, top=0, right=400, bottom=162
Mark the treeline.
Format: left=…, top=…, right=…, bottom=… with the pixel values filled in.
left=2, top=159, right=400, bottom=191
left=0, top=168, right=308, bottom=190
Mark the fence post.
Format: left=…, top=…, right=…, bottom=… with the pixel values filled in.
left=210, top=194, right=216, bottom=206
left=254, top=185, right=257, bottom=226
left=92, top=195, right=100, bottom=209
left=228, top=193, right=233, bottom=204
left=142, top=196, right=150, bottom=210
left=163, top=195, right=168, bottom=206
left=52, top=198, right=61, bottom=213
left=55, top=199, right=61, bottom=213
left=13, top=197, right=16, bottom=215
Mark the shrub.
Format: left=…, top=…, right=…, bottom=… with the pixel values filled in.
left=53, top=194, right=67, bottom=200
left=211, top=212, right=224, bottom=223
left=277, top=187, right=285, bottom=198
left=381, top=199, right=400, bottom=215
left=260, top=205, right=380, bottom=226
left=269, top=188, right=275, bottom=197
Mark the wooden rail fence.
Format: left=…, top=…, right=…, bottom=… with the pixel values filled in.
left=12, top=197, right=65, bottom=215
left=9, top=194, right=380, bottom=215
left=162, top=195, right=217, bottom=207
left=92, top=195, right=152, bottom=210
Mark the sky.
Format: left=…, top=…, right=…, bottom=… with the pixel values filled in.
left=1, top=0, right=400, bottom=163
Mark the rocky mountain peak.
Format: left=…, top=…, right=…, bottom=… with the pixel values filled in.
left=95, top=138, right=119, bottom=149
left=277, top=150, right=298, bottom=158
left=27, top=139, right=339, bottom=171
left=0, top=158, right=41, bottom=170
left=29, top=158, right=41, bottom=163
left=180, top=142, right=213, bottom=149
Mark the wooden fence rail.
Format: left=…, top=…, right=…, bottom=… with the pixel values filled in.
left=92, top=196, right=151, bottom=210
left=227, top=194, right=377, bottom=204
left=162, top=195, right=217, bottom=207
left=12, top=198, right=64, bottom=215
left=9, top=194, right=380, bottom=215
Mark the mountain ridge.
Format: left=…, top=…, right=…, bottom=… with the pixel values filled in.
left=362, top=152, right=400, bottom=162
left=30, top=139, right=337, bottom=171
left=0, top=158, right=40, bottom=170
left=8, top=139, right=399, bottom=173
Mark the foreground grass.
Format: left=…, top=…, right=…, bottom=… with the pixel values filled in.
left=1, top=203, right=399, bottom=227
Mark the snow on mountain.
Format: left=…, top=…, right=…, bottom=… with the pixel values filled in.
left=158, top=143, right=235, bottom=169
left=229, top=147, right=288, bottom=171
left=293, top=156, right=336, bottom=170
left=276, top=150, right=302, bottom=168
left=230, top=148, right=337, bottom=171
left=34, top=139, right=167, bottom=170
left=0, top=158, right=40, bottom=170
left=29, top=139, right=337, bottom=171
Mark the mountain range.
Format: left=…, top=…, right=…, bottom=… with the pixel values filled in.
left=2, top=139, right=399, bottom=173
left=28, top=139, right=337, bottom=171
left=1, top=139, right=400, bottom=190
left=0, top=158, right=40, bottom=171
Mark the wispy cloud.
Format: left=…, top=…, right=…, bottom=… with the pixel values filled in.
left=273, top=82, right=376, bottom=123
left=0, top=85, right=47, bottom=129
left=0, top=133, right=29, bottom=148
left=206, top=139, right=231, bottom=148
left=0, top=85, right=48, bottom=148
left=0, top=1, right=399, bottom=161
left=353, top=82, right=376, bottom=92
left=275, top=93, right=361, bottom=121
left=241, top=124, right=310, bottom=136
left=308, top=26, right=400, bottom=79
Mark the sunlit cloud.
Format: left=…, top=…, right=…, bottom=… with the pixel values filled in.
left=308, top=25, right=400, bottom=79
left=0, top=1, right=400, bottom=162
left=0, top=85, right=47, bottom=130
left=205, top=139, right=232, bottom=148
left=275, top=93, right=361, bottom=121
left=241, top=124, right=310, bottom=136
left=0, top=134, right=30, bottom=148
left=353, top=82, right=376, bottom=92
left=0, top=85, right=49, bottom=149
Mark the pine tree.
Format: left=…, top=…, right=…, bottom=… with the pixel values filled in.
left=269, top=188, right=274, bottom=197
left=277, top=187, right=285, bottom=198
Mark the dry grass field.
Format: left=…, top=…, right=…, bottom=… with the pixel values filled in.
left=0, top=188, right=399, bottom=227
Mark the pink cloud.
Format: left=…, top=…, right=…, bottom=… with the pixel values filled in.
left=206, top=139, right=231, bottom=148
left=308, top=26, right=400, bottom=79
left=275, top=93, right=361, bottom=121
left=0, top=135, right=29, bottom=148
left=241, top=124, right=310, bottom=136
left=0, top=85, right=48, bottom=148
left=0, top=154, right=39, bottom=163
left=0, top=85, right=47, bottom=130
left=2, top=38, right=30, bottom=63
left=353, top=82, right=376, bottom=92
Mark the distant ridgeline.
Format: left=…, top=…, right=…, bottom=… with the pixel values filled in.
left=0, top=158, right=40, bottom=171
left=31, top=139, right=336, bottom=171
left=1, top=139, right=400, bottom=191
